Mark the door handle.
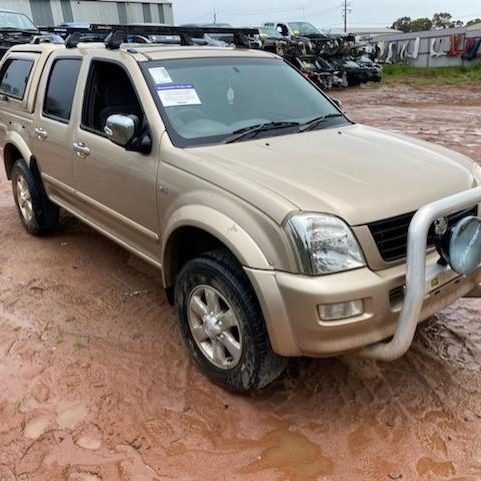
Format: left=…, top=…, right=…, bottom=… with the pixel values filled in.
left=34, top=127, right=48, bottom=141
left=72, top=141, right=90, bottom=158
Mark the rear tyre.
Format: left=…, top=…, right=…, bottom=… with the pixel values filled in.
left=11, top=159, right=59, bottom=235
left=175, top=249, right=287, bottom=392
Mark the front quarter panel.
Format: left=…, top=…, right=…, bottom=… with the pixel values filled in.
left=161, top=204, right=272, bottom=278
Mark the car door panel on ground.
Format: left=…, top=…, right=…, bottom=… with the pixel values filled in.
left=32, top=56, right=81, bottom=200
left=72, top=58, right=160, bottom=259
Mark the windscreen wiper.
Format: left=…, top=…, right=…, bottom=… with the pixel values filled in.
left=299, top=113, right=344, bottom=133
left=223, top=121, right=300, bottom=144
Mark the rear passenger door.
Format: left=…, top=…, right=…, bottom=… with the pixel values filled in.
left=32, top=55, right=82, bottom=201
left=72, top=58, right=160, bottom=259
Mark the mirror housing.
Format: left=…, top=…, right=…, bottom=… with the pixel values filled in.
left=104, top=114, right=137, bottom=147
left=104, top=114, right=152, bottom=154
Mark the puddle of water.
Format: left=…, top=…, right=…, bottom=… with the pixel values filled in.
left=56, top=402, right=88, bottom=429
left=417, top=457, right=455, bottom=478
left=24, top=415, right=50, bottom=439
left=240, top=428, right=334, bottom=480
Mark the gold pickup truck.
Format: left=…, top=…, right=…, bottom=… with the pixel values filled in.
left=1, top=26, right=481, bottom=392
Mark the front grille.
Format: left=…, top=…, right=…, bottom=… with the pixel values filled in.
left=368, top=206, right=478, bottom=262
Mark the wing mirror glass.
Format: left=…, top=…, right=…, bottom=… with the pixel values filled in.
left=104, top=114, right=137, bottom=147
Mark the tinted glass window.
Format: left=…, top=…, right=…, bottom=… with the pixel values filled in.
left=0, top=11, right=36, bottom=30
left=43, top=59, right=81, bottom=122
left=0, top=59, right=33, bottom=99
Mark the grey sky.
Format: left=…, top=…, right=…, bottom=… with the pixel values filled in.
left=172, top=0, right=481, bottom=30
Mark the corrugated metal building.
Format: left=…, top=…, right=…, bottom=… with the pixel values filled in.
left=1, top=0, right=174, bottom=27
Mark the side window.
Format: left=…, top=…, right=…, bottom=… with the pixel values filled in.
left=0, top=58, right=33, bottom=100
left=43, top=58, right=82, bottom=123
left=82, top=60, right=144, bottom=134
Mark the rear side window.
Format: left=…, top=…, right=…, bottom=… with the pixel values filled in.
left=43, top=58, right=82, bottom=122
left=0, top=59, right=33, bottom=100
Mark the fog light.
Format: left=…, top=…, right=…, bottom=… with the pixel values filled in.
left=318, top=300, right=364, bottom=321
left=439, top=216, right=481, bottom=276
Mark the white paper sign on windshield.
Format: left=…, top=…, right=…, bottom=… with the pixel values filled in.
left=156, top=83, right=202, bottom=107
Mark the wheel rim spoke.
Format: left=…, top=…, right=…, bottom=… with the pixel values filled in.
left=211, top=339, right=226, bottom=366
left=205, top=288, right=220, bottom=314
left=190, top=294, right=208, bottom=318
left=191, top=323, right=208, bottom=343
left=220, top=332, right=241, bottom=362
left=24, top=202, right=32, bottom=219
left=217, top=309, right=236, bottom=329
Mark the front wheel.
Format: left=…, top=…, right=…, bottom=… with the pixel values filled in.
left=175, top=250, right=287, bottom=392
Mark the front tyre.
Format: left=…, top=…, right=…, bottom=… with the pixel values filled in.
left=175, top=250, right=287, bottom=392
left=11, top=159, right=59, bottom=235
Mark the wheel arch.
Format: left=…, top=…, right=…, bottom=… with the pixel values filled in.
left=161, top=205, right=272, bottom=291
left=3, top=134, right=33, bottom=180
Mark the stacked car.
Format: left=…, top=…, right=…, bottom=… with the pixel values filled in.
left=0, top=11, right=381, bottom=90
left=260, top=21, right=382, bottom=89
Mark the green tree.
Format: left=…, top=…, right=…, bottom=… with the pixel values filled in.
left=409, top=18, right=433, bottom=32
left=467, top=18, right=481, bottom=26
left=391, top=16, right=412, bottom=33
left=432, top=12, right=463, bottom=29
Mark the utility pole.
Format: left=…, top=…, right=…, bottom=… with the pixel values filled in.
left=212, top=8, right=217, bottom=24
left=342, top=0, right=351, bottom=33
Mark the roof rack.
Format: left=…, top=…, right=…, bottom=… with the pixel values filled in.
left=41, top=24, right=259, bottom=49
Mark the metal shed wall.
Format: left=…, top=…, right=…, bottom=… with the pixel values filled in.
left=1, top=0, right=174, bottom=26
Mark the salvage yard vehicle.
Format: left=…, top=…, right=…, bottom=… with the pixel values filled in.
left=264, top=21, right=325, bottom=40
left=0, top=9, right=40, bottom=59
left=331, top=58, right=369, bottom=86
left=1, top=25, right=481, bottom=392
left=0, top=10, right=64, bottom=59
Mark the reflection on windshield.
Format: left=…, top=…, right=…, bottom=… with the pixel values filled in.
left=288, top=22, right=320, bottom=36
left=259, top=28, right=283, bottom=39
left=144, top=58, right=345, bottom=147
left=0, top=11, right=36, bottom=30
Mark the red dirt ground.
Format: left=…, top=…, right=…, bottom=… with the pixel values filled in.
left=1, top=85, right=481, bottom=481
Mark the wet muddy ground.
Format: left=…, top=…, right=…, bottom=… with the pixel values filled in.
left=1, top=86, right=481, bottom=481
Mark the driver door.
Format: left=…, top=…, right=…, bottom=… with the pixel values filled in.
left=72, top=58, right=160, bottom=260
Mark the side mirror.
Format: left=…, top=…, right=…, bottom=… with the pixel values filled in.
left=104, top=114, right=137, bottom=147
left=331, top=97, right=343, bottom=111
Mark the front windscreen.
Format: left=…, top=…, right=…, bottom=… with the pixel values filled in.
left=0, top=11, right=36, bottom=30
left=288, top=22, right=320, bottom=36
left=142, top=57, right=346, bottom=147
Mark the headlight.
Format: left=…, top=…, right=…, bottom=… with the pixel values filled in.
left=284, top=213, right=365, bottom=275
left=472, top=162, right=481, bottom=187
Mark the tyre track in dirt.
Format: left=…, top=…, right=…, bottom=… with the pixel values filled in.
left=1, top=86, right=481, bottom=481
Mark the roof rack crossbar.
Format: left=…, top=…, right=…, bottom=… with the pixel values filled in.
left=39, top=24, right=259, bottom=49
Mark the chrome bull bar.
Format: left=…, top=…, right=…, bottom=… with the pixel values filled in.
left=361, top=186, right=481, bottom=362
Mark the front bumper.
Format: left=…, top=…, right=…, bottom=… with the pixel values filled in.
left=246, top=261, right=481, bottom=358
left=245, top=187, right=481, bottom=359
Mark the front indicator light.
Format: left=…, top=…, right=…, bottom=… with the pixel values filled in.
left=318, top=300, right=364, bottom=322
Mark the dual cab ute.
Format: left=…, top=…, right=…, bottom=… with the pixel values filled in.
left=1, top=26, right=481, bottom=392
